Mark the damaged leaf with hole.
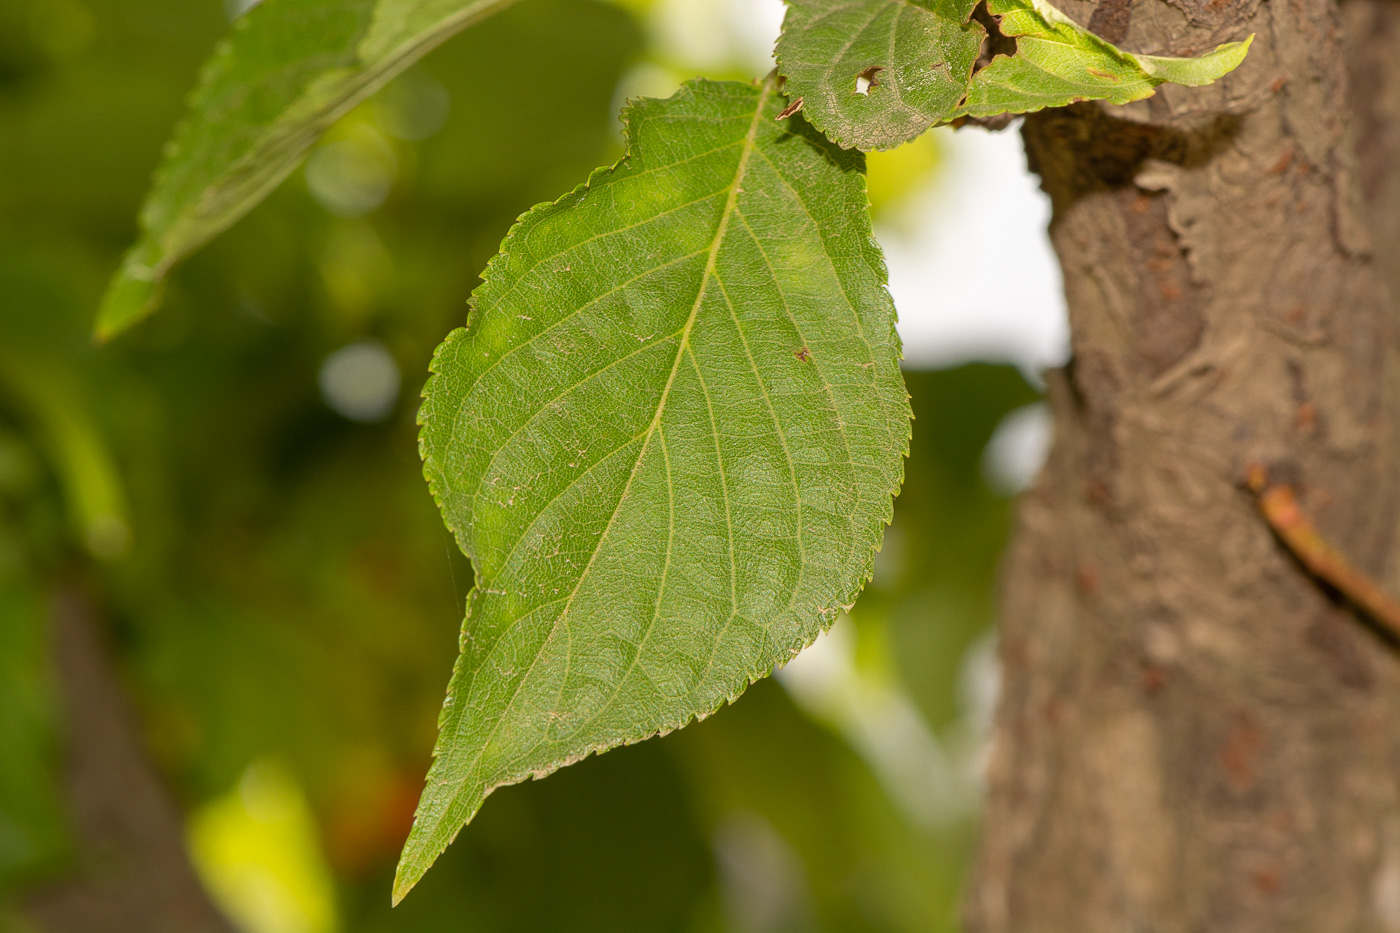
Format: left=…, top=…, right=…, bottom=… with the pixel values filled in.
left=776, top=0, right=984, bottom=151
left=777, top=0, right=1252, bottom=151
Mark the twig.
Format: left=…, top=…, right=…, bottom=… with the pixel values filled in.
left=1246, top=463, right=1400, bottom=640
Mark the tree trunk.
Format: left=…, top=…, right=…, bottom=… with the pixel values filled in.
left=1344, top=0, right=1400, bottom=287
left=19, top=588, right=235, bottom=933
left=966, top=0, right=1400, bottom=928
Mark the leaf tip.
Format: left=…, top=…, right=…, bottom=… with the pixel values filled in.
left=391, top=853, right=424, bottom=907
left=94, top=266, right=164, bottom=343
left=1137, top=32, right=1254, bottom=87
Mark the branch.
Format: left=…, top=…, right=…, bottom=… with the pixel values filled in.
left=1245, top=464, right=1400, bottom=640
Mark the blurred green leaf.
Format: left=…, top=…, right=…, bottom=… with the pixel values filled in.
left=0, top=351, right=130, bottom=561
left=349, top=740, right=713, bottom=931
left=94, top=0, right=522, bottom=341
left=0, top=582, right=66, bottom=900
left=872, top=366, right=1039, bottom=730
left=673, top=678, right=972, bottom=932
left=402, top=76, right=910, bottom=900
left=776, top=0, right=1251, bottom=150
left=187, top=761, right=339, bottom=933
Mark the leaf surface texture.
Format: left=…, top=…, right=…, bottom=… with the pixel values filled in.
left=960, top=0, right=1252, bottom=118
left=402, top=77, right=910, bottom=901
left=776, top=0, right=1251, bottom=150
left=94, top=0, right=519, bottom=340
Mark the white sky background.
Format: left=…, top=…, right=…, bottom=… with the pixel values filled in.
left=878, top=129, right=1069, bottom=372
left=640, top=0, right=1070, bottom=374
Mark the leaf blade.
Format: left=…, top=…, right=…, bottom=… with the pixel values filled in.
left=94, top=0, right=519, bottom=341
left=776, top=0, right=1251, bottom=150
left=957, top=0, right=1252, bottom=118
left=774, top=0, right=985, bottom=152
left=399, top=77, right=910, bottom=902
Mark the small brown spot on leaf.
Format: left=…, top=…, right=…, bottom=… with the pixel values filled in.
left=794, top=347, right=811, bottom=363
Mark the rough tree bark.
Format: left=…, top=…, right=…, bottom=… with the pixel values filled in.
left=967, top=0, right=1400, bottom=928
left=1345, top=0, right=1400, bottom=285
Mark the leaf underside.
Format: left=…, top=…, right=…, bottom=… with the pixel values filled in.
left=400, top=77, right=910, bottom=903
left=94, top=0, right=520, bottom=341
left=776, top=0, right=1253, bottom=151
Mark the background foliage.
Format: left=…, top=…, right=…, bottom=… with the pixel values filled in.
left=0, top=0, right=1041, bottom=929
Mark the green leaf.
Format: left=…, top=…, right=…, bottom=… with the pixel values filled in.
left=776, top=0, right=1251, bottom=150
left=399, top=77, right=910, bottom=903
left=774, top=0, right=985, bottom=152
left=957, top=0, right=1253, bottom=118
left=93, top=0, right=520, bottom=341
left=0, top=350, right=130, bottom=561
left=0, top=581, right=67, bottom=895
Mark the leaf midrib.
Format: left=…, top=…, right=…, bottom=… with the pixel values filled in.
left=407, top=79, right=778, bottom=872
left=522, top=77, right=773, bottom=629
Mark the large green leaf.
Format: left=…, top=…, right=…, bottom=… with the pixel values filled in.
left=400, top=77, right=910, bottom=902
left=94, top=0, right=520, bottom=341
left=776, top=0, right=1251, bottom=150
